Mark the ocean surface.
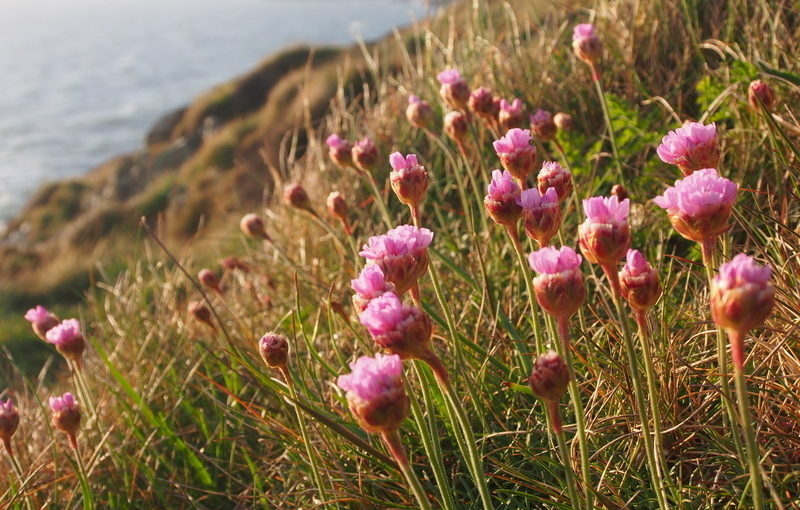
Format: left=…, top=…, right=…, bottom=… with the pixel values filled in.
left=0, top=0, right=431, bottom=224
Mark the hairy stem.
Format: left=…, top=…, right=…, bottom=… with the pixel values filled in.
left=546, top=400, right=582, bottom=510
left=380, top=429, right=435, bottom=510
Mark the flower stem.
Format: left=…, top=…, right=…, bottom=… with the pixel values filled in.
left=592, top=74, right=623, bottom=181
left=365, top=172, right=394, bottom=229
left=602, top=266, right=669, bottom=510
left=380, top=429, right=434, bottom=510
left=555, top=317, right=592, bottom=510
left=507, top=224, right=541, bottom=373
left=700, top=239, right=746, bottom=461
left=729, top=330, right=765, bottom=510
left=546, top=400, right=582, bottom=510
left=71, top=441, right=96, bottom=510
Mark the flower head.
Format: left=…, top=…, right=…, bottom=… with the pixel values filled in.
left=198, top=269, right=221, bottom=293
left=0, top=399, right=19, bottom=450
left=653, top=168, right=738, bottom=243
left=711, top=254, right=774, bottom=362
left=498, top=98, right=526, bottom=130
left=188, top=301, right=214, bottom=329
left=619, top=250, right=661, bottom=310
left=518, top=187, right=561, bottom=246
left=444, top=110, right=469, bottom=142
left=528, top=246, right=586, bottom=319
left=572, top=23, right=602, bottom=67
left=24, top=305, right=59, bottom=339
left=283, top=183, right=312, bottom=212
left=493, top=129, right=537, bottom=181
left=45, top=319, right=85, bottom=364
left=352, top=137, right=379, bottom=172
left=390, top=152, right=429, bottom=207
left=351, top=265, right=395, bottom=313
left=327, top=191, right=348, bottom=225
left=360, top=225, right=433, bottom=295
left=469, top=87, right=498, bottom=118
left=579, top=196, right=631, bottom=266
left=240, top=213, right=270, bottom=240
left=748, top=80, right=775, bottom=112
left=326, top=134, right=354, bottom=169
left=358, top=292, right=432, bottom=360
left=437, top=68, right=470, bottom=109
left=337, top=353, right=408, bottom=433
left=485, top=169, right=522, bottom=226
left=50, top=392, right=80, bottom=447
left=656, top=122, right=719, bottom=175
left=537, top=161, right=573, bottom=201
left=528, top=351, right=570, bottom=403
left=530, top=109, right=557, bottom=141
left=406, top=95, right=434, bottom=128
left=259, top=332, right=289, bottom=369
left=554, top=112, right=573, bottom=130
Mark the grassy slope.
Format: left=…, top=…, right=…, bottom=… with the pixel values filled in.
left=3, top=0, right=800, bottom=508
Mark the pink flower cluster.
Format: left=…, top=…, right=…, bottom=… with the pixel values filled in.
left=529, top=246, right=583, bottom=275
left=579, top=196, right=631, bottom=266
left=337, top=353, right=408, bottom=433
left=518, top=187, right=560, bottom=246
left=45, top=318, right=86, bottom=364
left=529, top=246, right=586, bottom=320
left=493, top=129, right=537, bottom=181
left=656, top=122, right=719, bottom=175
left=389, top=152, right=429, bottom=207
left=485, top=169, right=522, bottom=226
left=360, top=225, right=433, bottom=295
left=537, top=161, right=572, bottom=201
left=351, top=265, right=395, bottom=313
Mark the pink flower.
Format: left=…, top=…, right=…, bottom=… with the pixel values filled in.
left=528, top=246, right=586, bottom=319
left=352, top=137, right=378, bottom=172
left=579, top=196, right=631, bottom=266
left=748, top=80, right=775, bottom=111
left=653, top=168, right=738, bottom=243
left=0, top=399, right=19, bottom=449
left=485, top=169, right=522, bottom=226
left=406, top=95, right=433, bottom=128
left=337, top=353, right=408, bottom=433
left=358, top=292, right=432, bottom=360
left=351, top=265, right=396, bottom=313
left=656, top=122, right=719, bottom=175
left=493, top=129, right=537, bottom=181
left=50, top=392, right=81, bottom=447
left=572, top=23, right=602, bottom=67
left=259, top=332, right=289, bottom=368
left=711, top=254, right=774, bottom=354
left=619, top=250, right=662, bottom=310
left=24, top=305, right=59, bottom=339
left=360, top=225, right=433, bottom=295
left=518, top=187, right=561, bottom=246
left=390, top=152, right=429, bottom=208
left=326, top=134, right=354, bottom=169
left=499, top=98, right=525, bottom=130
left=537, top=161, right=573, bottom=201
left=437, top=68, right=470, bottom=109
left=530, top=109, right=557, bottom=141
left=45, top=319, right=86, bottom=364
left=469, top=87, right=498, bottom=118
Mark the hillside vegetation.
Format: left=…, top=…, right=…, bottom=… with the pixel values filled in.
left=2, top=0, right=800, bottom=508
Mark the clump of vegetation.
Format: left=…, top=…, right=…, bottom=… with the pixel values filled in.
left=2, top=0, right=799, bottom=508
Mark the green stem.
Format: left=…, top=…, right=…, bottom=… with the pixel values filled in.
left=602, top=266, right=669, bottom=510
left=380, top=429, right=435, bottom=510
left=409, top=363, right=458, bottom=510
left=592, top=74, right=624, bottom=181
left=5, top=442, right=35, bottom=510
left=72, top=441, right=95, bottom=510
left=730, top=330, right=765, bottom=510
left=700, top=239, right=745, bottom=461
left=365, top=172, right=394, bottom=229
left=280, top=367, right=329, bottom=504
left=547, top=401, right=582, bottom=510
left=555, top=317, right=592, bottom=510
left=507, top=224, right=540, bottom=373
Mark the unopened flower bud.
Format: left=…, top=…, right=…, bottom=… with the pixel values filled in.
left=579, top=196, right=631, bottom=266
left=611, top=184, right=628, bottom=201
left=537, top=161, right=573, bottom=202
left=493, top=129, right=537, bottom=182
left=528, top=350, right=570, bottom=403
left=283, top=184, right=313, bottom=213
left=188, top=300, right=214, bottom=329
left=406, top=95, right=434, bottom=129
left=748, top=80, right=775, bottom=112
left=469, top=87, right=498, bottom=119
left=518, top=187, right=561, bottom=246
left=437, top=69, right=470, bottom=110
left=359, top=293, right=433, bottom=361
left=390, top=152, right=429, bottom=208
left=45, top=319, right=85, bottom=365
left=198, top=269, right=222, bottom=293
left=220, top=256, right=249, bottom=273
left=24, top=305, right=59, bottom=340
left=572, top=24, right=602, bottom=67
left=259, top=332, right=289, bottom=369
left=530, top=109, right=557, bottom=141
left=619, top=250, right=661, bottom=310
left=337, top=353, right=409, bottom=434
left=529, top=246, right=586, bottom=320
left=50, top=393, right=80, bottom=448
left=326, top=134, right=354, bottom=169
left=327, top=191, right=349, bottom=230
left=0, top=399, right=19, bottom=454
left=444, top=111, right=469, bottom=143
left=498, top=98, right=526, bottom=131
left=554, top=112, right=573, bottom=130
left=485, top=170, right=522, bottom=227
left=352, top=137, right=379, bottom=172
left=240, top=213, right=270, bottom=240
